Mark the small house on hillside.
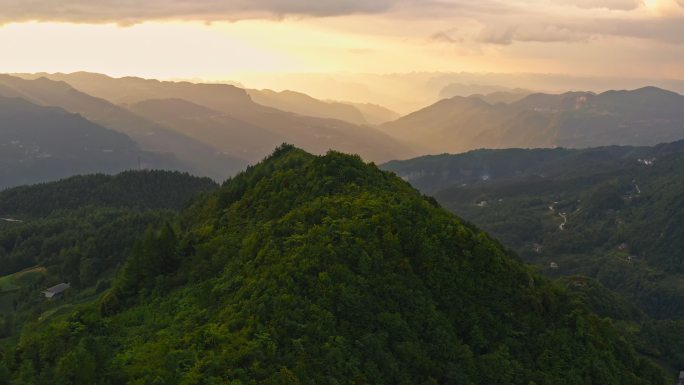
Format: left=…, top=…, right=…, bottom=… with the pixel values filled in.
left=42, top=283, right=70, bottom=299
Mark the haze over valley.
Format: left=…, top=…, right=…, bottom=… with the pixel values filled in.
left=3, top=71, right=684, bottom=191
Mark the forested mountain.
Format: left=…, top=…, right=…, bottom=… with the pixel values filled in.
left=0, top=171, right=218, bottom=347
left=382, top=142, right=684, bottom=314
left=382, top=87, right=684, bottom=154
left=16, top=72, right=415, bottom=163
left=0, top=146, right=668, bottom=384
left=0, top=96, right=184, bottom=189
left=0, top=170, right=217, bottom=218
left=383, top=140, right=684, bottom=193
left=0, top=75, right=246, bottom=180
left=384, top=143, right=684, bottom=373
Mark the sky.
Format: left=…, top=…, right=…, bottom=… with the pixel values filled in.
left=0, top=0, right=683, bottom=85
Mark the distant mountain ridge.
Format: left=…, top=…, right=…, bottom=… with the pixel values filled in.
left=382, top=86, right=684, bottom=154
left=15, top=72, right=414, bottom=163
left=8, top=72, right=684, bottom=182
left=0, top=74, right=246, bottom=180
left=127, top=98, right=283, bottom=162
left=382, top=140, right=684, bottom=193
left=0, top=96, right=184, bottom=189
left=438, top=83, right=532, bottom=102
left=345, top=101, right=401, bottom=124
left=247, top=89, right=400, bottom=125
left=248, top=88, right=369, bottom=125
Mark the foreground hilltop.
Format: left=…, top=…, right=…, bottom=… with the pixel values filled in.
left=3, top=146, right=666, bottom=384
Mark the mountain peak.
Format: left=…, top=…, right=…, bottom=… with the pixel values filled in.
left=603, top=85, right=682, bottom=98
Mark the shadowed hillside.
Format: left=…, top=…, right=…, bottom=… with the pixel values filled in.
left=0, top=96, right=188, bottom=189
left=0, top=74, right=247, bottom=180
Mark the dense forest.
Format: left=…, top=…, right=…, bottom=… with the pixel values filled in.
left=0, top=146, right=669, bottom=384
left=384, top=143, right=684, bottom=374
left=382, top=140, right=684, bottom=194
left=0, top=170, right=217, bottom=218
left=0, top=171, right=217, bottom=347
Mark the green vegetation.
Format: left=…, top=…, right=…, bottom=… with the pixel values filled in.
left=0, top=146, right=668, bottom=384
left=0, top=171, right=217, bottom=343
left=383, top=142, right=684, bottom=375
left=0, top=170, right=217, bottom=218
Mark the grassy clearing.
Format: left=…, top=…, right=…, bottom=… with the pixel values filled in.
left=0, top=266, right=46, bottom=294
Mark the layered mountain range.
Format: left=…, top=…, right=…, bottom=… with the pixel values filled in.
left=0, top=96, right=188, bottom=189
left=2, top=71, right=684, bottom=195
left=14, top=72, right=413, bottom=164
left=382, top=86, right=684, bottom=154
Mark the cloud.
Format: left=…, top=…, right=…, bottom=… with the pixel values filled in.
left=0, top=0, right=402, bottom=25
left=593, top=17, right=684, bottom=43
left=478, top=24, right=591, bottom=45
left=567, top=0, right=642, bottom=10
left=477, top=17, right=684, bottom=46
left=0, top=0, right=527, bottom=25
left=430, top=30, right=463, bottom=44
left=472, top=0, right=684, bottom=46
left=0, top=0, right=682, bottom=48
left=477, top=26, right=516, bottom=45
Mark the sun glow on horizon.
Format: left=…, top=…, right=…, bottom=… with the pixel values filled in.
left=0, top=21, right=312, bottom=78
left=640, top=0, right=684, bottom=15
left=643, top=0, right=659, bottom=9
left=1, top=1, right=683, bottom=85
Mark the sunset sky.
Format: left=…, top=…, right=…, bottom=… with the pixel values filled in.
left=1, top=0, right=683, bottom=82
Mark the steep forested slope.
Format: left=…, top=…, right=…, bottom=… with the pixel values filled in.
left=387, top=146, right=684, bottom=317
left=0, top=171, right=218, bottom=344
left=384, top=143, right=684, bottom=372
left=0, top=146, right=666, bottom=385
